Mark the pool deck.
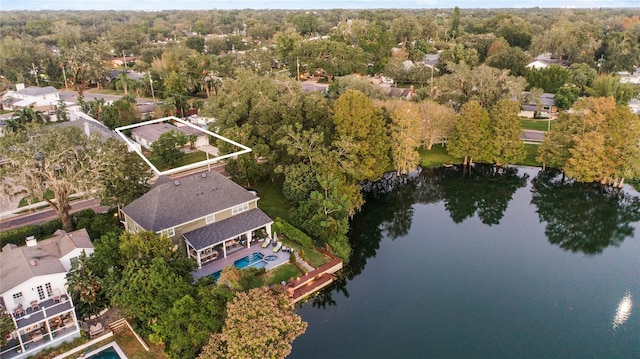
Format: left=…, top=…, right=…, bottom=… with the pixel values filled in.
left=192, top=242, right=292, bottom=280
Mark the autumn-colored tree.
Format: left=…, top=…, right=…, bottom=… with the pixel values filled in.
left=488, top=99, right=526, bottom=166
left=332, top=90, right=390, bottom=182
left=447, top=101, right=492, bottom=165
left=416, top=101, right=456, bottom=150
left=385, top=101, right=422, bottom=175
left=537, top=97, right=640, bottom=185
left=198, top=286, right=307, bottom=359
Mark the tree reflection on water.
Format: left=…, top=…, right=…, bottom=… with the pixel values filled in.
left=531, top=169, right=640, bottom=255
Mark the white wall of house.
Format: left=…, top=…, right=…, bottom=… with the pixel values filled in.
left=194, top=134, right=208, bottom=148
left=1, top=273, right=67, bottom=311
left=60, top=248, right=94, bottom=272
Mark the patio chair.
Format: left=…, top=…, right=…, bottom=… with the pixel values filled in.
left=262, top=239, right=271, bottom=248
left=273, top=242, right=282, bottom=253
left=52, top=288, right=62, bottom=302
left=88, top=322, right=104, bottom=338
left=30, top=300, right=39, bottom=311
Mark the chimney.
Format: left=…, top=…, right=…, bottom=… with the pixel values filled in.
left=16, top=83, right=25, bottom=91
left=26, top=236, right=37, bottom=247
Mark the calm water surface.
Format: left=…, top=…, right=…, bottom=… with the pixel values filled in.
left=290, top=166, right=640, bottom=359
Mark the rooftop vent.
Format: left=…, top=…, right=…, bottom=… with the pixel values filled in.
left=30, top=260, right=37, bottom=266
left=26, top=236, right=37, bottom=247
left=174, top=180, right=180, bottom=186
left=201, top=173, right=207, bottom=178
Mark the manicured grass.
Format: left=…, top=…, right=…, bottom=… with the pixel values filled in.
left=171, top=150, right=208, bottom=167
left=521, top=118, right=555, bottom=131
left=255, top=179, right=292, bottom=223
left=263, top=263, right=302, bottom=285
left=278, top=237, right=329, bottom=268
left=629, top=179, right=640, bottom=192
left=19, top=189, right=55, bottom=207
left=114, top=331, right=167, bottom=359
left=418, top=144, right=460, bottom=167
left=518, top=144, right=543, bottom=167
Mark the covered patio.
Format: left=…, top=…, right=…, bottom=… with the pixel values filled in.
left=183, top=208, right=273, bottom=268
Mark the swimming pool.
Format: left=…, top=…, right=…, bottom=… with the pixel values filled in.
left=234, top=252, right=266, bottom=269
left=85, top=343, right=128, bottom=359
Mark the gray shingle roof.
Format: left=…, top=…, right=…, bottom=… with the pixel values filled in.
left=14, top=86, right=58, bottom=97
left=122, top=171, right=258, bottom=231
left=0, top=229, right=93, bottom=294
left=183, top=208, right=273, bottom=250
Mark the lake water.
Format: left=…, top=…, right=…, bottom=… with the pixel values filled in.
left=290, top=166, right=640, bottom=359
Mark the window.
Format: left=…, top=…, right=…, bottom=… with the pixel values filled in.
left=12, top=292, right=23, bottom=306
left=37, top=286, right=46, bottom=300
left=232, top=203, right=249, bottom=215
left=45, top=283, right=53, bottom=297
left=206, top=214, right=215, bottom=224
left=70, top=256, right=79, bottom=269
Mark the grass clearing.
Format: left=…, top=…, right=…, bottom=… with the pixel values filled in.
left=521, top=118, right=555, bottom=131
left=171, top=150, right=208, bottom=167
left=114, top=330, right=167, bottom=359
left=255, top=179, right=292, bottom=223
left=518, top=144, right=542, bottom=167
left=418, top=144, right=460, bottom=167
left=279, top=237, right=328, bottom=268
left=263, top=263, right=302, bottom=285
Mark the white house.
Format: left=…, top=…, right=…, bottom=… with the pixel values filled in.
left=0, top=229, right=93, bottom=359
left=0, top=85, right=60, bottom=112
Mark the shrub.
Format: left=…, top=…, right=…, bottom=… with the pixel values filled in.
left=272, top=218, right=314, bottom=248
left=0, top=220, right=62, bottom=248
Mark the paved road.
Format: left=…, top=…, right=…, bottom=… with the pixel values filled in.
left=521, top=129, right=545, bottom=142
left=0, top=198, right=109, bottom=231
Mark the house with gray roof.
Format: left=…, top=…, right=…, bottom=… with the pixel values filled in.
left=0, top=85, right=60, bottom=112
left=0, top=229, right=92, bottom=359
left=121, top=171, right=273, bottom=268
left=130, top=122, right=209, bottom=149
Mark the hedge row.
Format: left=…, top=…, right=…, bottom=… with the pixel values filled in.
left=0, top=219, right=62, bottom=248
left=0, top=209, right=121, bottom=248
left=272, top=217, right=314, bottom=248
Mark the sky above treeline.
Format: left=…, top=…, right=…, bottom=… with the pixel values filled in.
left=2, top=0, right=638, bottom=11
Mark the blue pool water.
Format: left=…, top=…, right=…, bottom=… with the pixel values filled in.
left=85, top=343, right=127, bottom=359
left=234, top=252, right=265, bottom=269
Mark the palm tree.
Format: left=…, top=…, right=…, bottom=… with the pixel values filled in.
left=114, top=72, right=134, bottom=95
left=6, top=107, right=49, bottom=132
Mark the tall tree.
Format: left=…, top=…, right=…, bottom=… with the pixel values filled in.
left=0, top=126, right=113, bottom=231
left=114, top=72, right=134, bottom=95
left=149, top=130, right=188, bottom=170
left=416, top=101, right=456, bottom=150
left=99, top=143, right=152, bottom=209
left=447, top=101, right=492, bottom=165
left=385, top=101, right=422, bottom=175
left=488, top=99, right=526, bottom=166
left=198, top=287, right=307, bottom=359
left=66, top=251, right=108, bottom=320
left=332, top=90, right=390, bottom=182
left=6, top=107, right=49, bottom=132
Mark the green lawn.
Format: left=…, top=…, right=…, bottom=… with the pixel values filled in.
left=418, top=144, right=460, bottom=167
left=171, top=151, right=208, bottom=167
left=263, top=263, right=302, bottom=285
left=255, top=179, right=292, bottom=223
left=519, top=144, right=543, bottom=167
left=19, top=189, right=55, bottom=207
left=520, top=118, right=555, bottom=131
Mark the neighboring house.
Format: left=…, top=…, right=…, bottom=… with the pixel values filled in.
left=0, top=85, right=60, bottom=112
left=0, top=229, right=93, bottom=359
left=107, top=70, right=145, bottom=82
left=618, top=69, right=640, bottom=85
left=526, top=53, right=565, bottom=69
left=519, top=92, right=558, bottom=119
left=121, top=171, right=273, bottom=268
left=52, top=117, right=123, bottom=143
left=387, top=85, right=414, bottom=100
left=130, top=123, right=208, bottom=149
left=103, top=56, right=139, bottom=67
